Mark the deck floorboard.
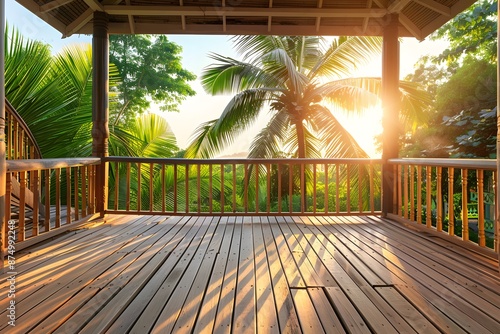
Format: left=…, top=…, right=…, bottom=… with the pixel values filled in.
left=1, top=214, right=499, bottom=333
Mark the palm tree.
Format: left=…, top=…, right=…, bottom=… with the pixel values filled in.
left=186, top=35, right=430, bottom=159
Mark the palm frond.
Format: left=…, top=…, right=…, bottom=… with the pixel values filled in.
left=248, top=111, right=291, bottom=158
left=309, top=36, right=383, bottom=80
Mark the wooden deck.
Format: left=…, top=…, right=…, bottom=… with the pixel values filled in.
left=1, top=214, right=499, bottom=333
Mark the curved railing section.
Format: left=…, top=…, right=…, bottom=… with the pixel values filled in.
left=389, top=158, right=496, bottom=250
left=5, top=99, right=42, bottom=160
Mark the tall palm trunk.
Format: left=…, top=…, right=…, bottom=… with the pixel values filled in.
left=295, top=119, right=306, bottom=159
left=294, top=119, right=307, bottom=211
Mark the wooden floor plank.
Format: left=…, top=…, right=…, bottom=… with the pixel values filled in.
left=252, top=217, right=280, bottom=334
left=291, top=289, right=325, bottom=334
left=212, top=217, right=242, bottom=334
left=326, top=216, right=491, bottom=333
left=339, top=216, right=500, bottom=332
left=307, top=288, right=346, bottom=334
left=261, top=217, right=302, bottom=334
left=232, top=216, right=256, bottom=333
left=3, top=214, right=498, bottom=334
left=192, top=217, right=236, bottom=334
left=123, top=216, right=213, bottom=334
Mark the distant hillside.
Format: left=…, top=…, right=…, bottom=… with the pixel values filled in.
left=217, top=152, right=248, bottom=158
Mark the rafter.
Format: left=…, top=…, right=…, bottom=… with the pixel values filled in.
left=362, top=0, right=373, bottom=33
left=387, top=0, right=411, bottom=13
left=315, top=0, right=323, bottom=32
left=413, top=0, right=451, bottom=16
left=64, top=8, right=93, bottom=37
left=40, top=0, right=74, bottom=13
left=399, top=13, right=423, bottom=40
left=103, top=6, right=388, bottom=18
left=125, top=0, right=135, bottom=33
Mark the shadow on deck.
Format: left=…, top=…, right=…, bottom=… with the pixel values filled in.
left=1, top=215, right=499, bottom=333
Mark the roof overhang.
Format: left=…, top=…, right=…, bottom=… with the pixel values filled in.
left=16, top=0, right=478, bottom=40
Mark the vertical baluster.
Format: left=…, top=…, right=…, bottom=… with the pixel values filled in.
left=288, top=162, right=293, bottom=213
left=426, top=166, right=432, bottom=228
left=74, top=167, right=79, bottom=221
left=55, top=168, right=61, bottom=228
left=137, top=162, right=142, bottom=212
left=266, top=164, right=271, bottom=213
left=346, top=164, right=351, bottom=213
left=114, top=162, right=119, bottom=211
left=403, top=165, right=409, bottom=219
left=417, top=165, right=422, bottom=224
left=448, top=168, right=455, bottom=236
left=397, top=164, right=402, bottom=216
left=18, top=171, right=26, bottom=242
left=197, top=163, right=201, bottom=213
left=313, top=164, right=317, bottom=214
left=358, top=163, right=363, bottom=213
left=300, top=163, right=305, bottom=213
left=209, top=164, right=213, bottom=214
left=255, top=163, right=259, bottom=214
left=66, top=168, right=71, bottom=225
left=437, top=167, right=443, bottom=232
left=45, top=169, right=51, bottom=230
left=220, top=164, right=224, bottom=214
left=88, top=166, right=94, bottom=214
left=244, top=163, right=249, bottom=213
left=173, top=164, right=178, bottom=213
left=336, top=164, right=341, bottom=213
left=81, top=166, right=87, bottom=217
left=162, top=164, right=166, bottom=213
left=477, top=169, right=485, bottom=247
left=278, top=163, right=282, bottom=213
left=185, top=164, right=190, bottom=213
left=324, top=164, right=329, bottom=214
left=232, top=164, right=236, bottom=213
left=410, top=166, right=415, bottom=221
left=149, top=163, right=154, bottom=212
left=32, top=170, right=39, bottom=236
left=370, top=163, right=375, bottom=213
left=126, top=163, right=131, bottom=211
left=5, top=174, right=11, bottom=237
left=461, top=169, right=469, bottom=241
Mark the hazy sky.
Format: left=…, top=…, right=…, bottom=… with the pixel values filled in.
left=6, top=0, right=448, bottom=157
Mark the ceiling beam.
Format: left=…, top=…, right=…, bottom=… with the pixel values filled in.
left=103, top=6, right=388, bottom=18
left=83, top=0, right=103, bottom=11
left=413, top=0, right=450, bottom=16
left=387, top=0, right=411, bottom=13
left=362, top=0, right=373, bottom=33
left=125, top=0, right=135, bottom=33
left=40, top=0, right=74, bottom=13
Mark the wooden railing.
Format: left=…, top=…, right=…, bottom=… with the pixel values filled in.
left=4, top=158, right=101, bottom=251
left=5, top=99, right=41, bottom=160
left=389, top=158, right=497, bottom=250
left=105, top=157, right=382, bottom=216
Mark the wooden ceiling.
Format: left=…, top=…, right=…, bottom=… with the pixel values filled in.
left=17, top=0, right=478, bottom=40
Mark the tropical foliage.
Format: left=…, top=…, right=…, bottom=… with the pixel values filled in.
left=187, top=35, right=430, bottom=159
left=403, top=0, right=497, bottom=158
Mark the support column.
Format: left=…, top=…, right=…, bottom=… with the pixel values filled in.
left=496, top=1, right=500, bottom=265
left=92, top=11, right=109, bottom=217
left=381, top=13, right=400, bottom=216
left=0, top=0, right=6, bottom=270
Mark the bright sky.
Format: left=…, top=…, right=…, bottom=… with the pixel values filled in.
left=6, top=0, right=448, bottom=157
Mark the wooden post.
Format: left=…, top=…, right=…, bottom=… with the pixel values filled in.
left=496, top=2, right=500, bottom=268
left=0, top=0, right=6, bottom=271
left=381, top=13, right=400, bottom=216
left=92, top=12, right=109, bottom=217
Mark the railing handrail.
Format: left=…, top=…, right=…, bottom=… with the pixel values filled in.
left=7, top=157, right=101, bottom=172
left=389, top=158, right=496, bottom=170
left=105, top=156, right=383, bottom=165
